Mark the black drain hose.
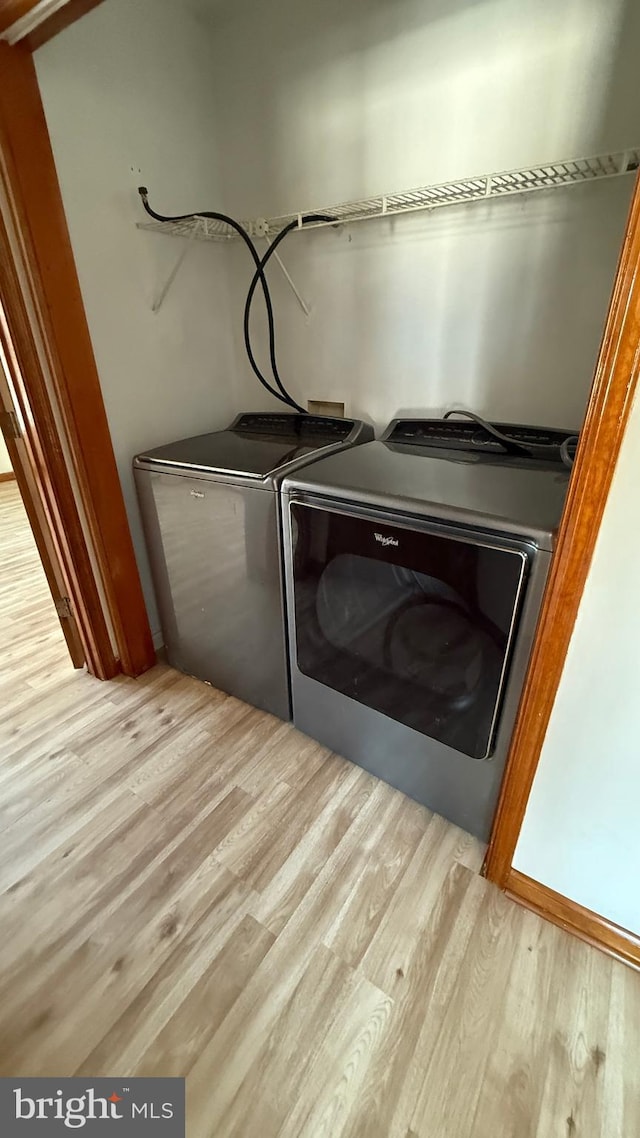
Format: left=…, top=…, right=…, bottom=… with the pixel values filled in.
left=138, top=187, right=305, bottom=413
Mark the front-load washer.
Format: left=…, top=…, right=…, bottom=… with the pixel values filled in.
left=134, top=411, right=373, bottom=720
left=281, top=416, right=574, bottom=839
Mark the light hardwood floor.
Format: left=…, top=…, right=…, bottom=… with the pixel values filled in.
left=0, top=479, right=638, bottom=1137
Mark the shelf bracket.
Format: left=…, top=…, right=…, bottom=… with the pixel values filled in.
left=151, top=225, right=199, bottom=313
left=254, top=225, right=310, bottom=317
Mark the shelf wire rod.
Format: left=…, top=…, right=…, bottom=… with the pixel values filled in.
left=262, top=235, right=311, bottom=317
left=151, top=223, right=199, bottom=313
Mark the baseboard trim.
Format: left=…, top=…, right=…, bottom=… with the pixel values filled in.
left=0, top=471, right=16, bottom=483
left=506, top=869, right=640, bottom=972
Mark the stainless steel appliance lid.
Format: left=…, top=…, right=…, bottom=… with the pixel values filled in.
left=282, top=442, right=569, bottom=547
left=135, top=413, right=361, bottom=479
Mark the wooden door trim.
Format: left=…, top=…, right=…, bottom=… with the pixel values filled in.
left=0, top=470, right=16, bottom=482
left=0, top=1, right=103, bottom=48
left=484, top=171, right=640, bottom=887
left=0, top=217, right=114, bottom=676
left=0, top=41, right=154, bottom=678
left=0, top=0, right=40, bottom=37
left=506, top=870, right=640, bottom=972
left=0, top=389, right=85, bottom=667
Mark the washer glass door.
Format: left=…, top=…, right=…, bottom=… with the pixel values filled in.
left=290, top=503, right=529, bottom=759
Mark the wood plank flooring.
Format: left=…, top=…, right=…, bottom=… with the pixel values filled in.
left=1, top=479, right=639, bottom=1137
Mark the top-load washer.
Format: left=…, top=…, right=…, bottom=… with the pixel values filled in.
left=134, top=411, right=373, bottom=720
left=281, top=416, right=574, bottom=838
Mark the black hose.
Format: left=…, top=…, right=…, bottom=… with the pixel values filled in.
left=445, top=408, right=579, bottom=469
left=443, top=409, right=535, bottom=457
left=244, top=215, right=334, bottom=406
left=138, top=188, right=303, bottom=412
left=560, top=434, right=579, bottom=469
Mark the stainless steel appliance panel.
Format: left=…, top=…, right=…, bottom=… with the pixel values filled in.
left=135, top=467, right=289, bottom=720
left=282, top=490, right=551, bottom=839
left=279, top=442, right=568, bottom=550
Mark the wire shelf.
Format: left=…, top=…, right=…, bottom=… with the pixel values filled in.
left=137, top=149, right=640, bottom=243
left=137, top=215, right=236, bottom=242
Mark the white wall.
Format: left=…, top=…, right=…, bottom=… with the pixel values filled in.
left=207, top=0, right=637, bottom=428
left=33, top=0, right=640, bottom=642
left=514, top=388, right=640, bottom=934
left=0, top=435, right=11, bottom=475
left=35, top=0, right=237, bottom=639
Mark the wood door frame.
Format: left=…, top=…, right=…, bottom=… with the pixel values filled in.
left=0, top=381, right=85, bottom=669
left=0, top=1, right=103, bottom=48
left=0, top=33, right=154, bottom=679
left=0, top=207, right=113, bottom=677
left=483, top=171, right=640, bottom=887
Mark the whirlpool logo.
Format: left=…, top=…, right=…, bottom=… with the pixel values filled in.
left=374, top=531, right=399, bottom=548
left=1, top=1078, right=185, bottom=1136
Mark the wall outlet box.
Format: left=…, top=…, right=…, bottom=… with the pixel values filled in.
left=307, top=400, right=345, bottom=417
